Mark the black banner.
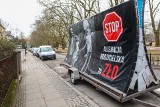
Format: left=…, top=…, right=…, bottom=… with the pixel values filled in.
left=64, top=0, right=158, bottom=94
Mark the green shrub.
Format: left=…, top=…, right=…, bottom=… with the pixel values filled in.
left=2, top=80, right=17, bottom=107
left=0, top=39, right=16, bottom=60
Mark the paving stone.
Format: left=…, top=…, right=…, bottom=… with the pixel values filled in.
left=25, top=75, right=35, bottom=80
left=43, top=91, right=61, bottom=101
left=39, top=83, right=54, bottom=89
left=46, top=98, right=69, bottom=107
left=45, top=71, right=93, bottom=107
left=65, top=96, right=93, bottom=107
left=41, top=87, right=57, bottom=94
left=26, top=88, right=41, bottom=95
left=15, top=52, right=97, bottom=107
left=26, top=81, right=38, bottom=86
left=37, top=77, right=50, bottom=82
left=25, top=78, right=37, bottom=84
left=26, top=92, right=43, bottom=101
left=26, top=84, right=40, bottom=91
left=15, top=75, right=26, bottom=107
left=26, top=98, right=46, bottom=107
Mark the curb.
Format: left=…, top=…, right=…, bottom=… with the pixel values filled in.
left=42, top=62, right=100, bottom=107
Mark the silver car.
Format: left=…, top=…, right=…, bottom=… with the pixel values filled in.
left=32, top=47, right=39, bottom=56
left=39, top=45, right=56, bottom=60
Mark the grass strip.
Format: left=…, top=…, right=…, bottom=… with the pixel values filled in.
left=2, top=79, right=17, bottom=107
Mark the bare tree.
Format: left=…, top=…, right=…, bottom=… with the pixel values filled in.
left=30, top=0, right=100, bottom=48
left=71, top=0, right=100, bottom=20
left=107, top=0, right=125, bottom=7
left=39, top=0, right=100, bottom=21
left=30, top=11, right=67, bottom=48
left=148, top=0, right=160, bottom=46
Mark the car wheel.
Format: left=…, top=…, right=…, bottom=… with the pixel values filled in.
left=70, top=72, right=78, bottom=85
left=40, top=57, right=44, bottom=61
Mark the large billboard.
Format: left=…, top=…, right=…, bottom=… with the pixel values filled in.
left=64, top=0, right=158, bottom=94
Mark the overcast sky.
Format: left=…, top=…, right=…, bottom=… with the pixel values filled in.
left=0, top=0, right=159, bottom=37
left=0, top=0, right=43, bottom=36
left=0, top=0, right=119, bottom=37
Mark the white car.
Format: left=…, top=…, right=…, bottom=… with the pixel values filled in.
left=32, top=47, right=39, bottom=56
left=31, top=47, right=36, bottom=53
left=39, top=45, right=56, bottom=60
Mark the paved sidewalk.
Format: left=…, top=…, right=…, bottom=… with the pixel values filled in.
left=16, top=52, right=99, bottom=107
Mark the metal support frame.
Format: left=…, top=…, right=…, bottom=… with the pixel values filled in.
left=121, top=83, right=160, bottom=102
left=68, top=67, right=80, bottom=80
left=61, top=63, right=160, bottom=104
left=131, top=98, right=159, bottom=107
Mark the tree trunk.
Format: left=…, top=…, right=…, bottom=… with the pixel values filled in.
left=148, top=0, right=160, bottom=47
left=155, top=31, right=160, bottom=46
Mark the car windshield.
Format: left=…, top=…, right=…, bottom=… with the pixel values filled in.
left=34, top=48, right=38, bottom=51
left=41, top=47, right=53, bottom=52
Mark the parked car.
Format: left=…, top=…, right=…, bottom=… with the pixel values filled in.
left=32, top=48, right=39, bottom=56
left=31, top=47, right=36, bottom=53
left=38, top=45, right=56, bottom=60
left=35, top=48, right=40, bottom=57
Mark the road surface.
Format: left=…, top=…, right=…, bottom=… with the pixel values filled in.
left=36, top=53, right=160, bottom=107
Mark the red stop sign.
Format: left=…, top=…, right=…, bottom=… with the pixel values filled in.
left=102, top=12, right=123, bottom=42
